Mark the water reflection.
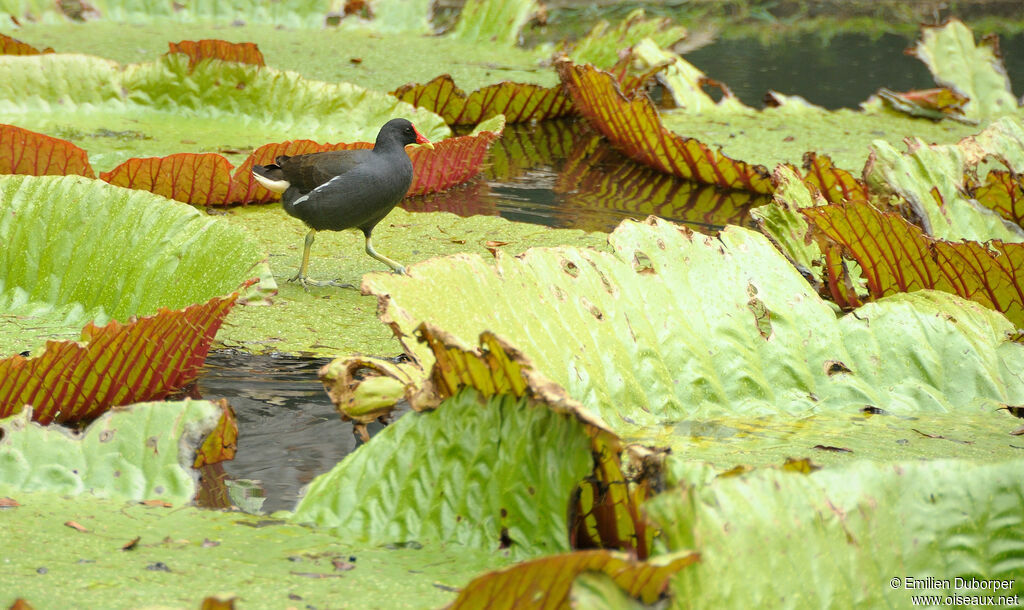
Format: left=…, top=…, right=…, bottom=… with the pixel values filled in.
left=193, top=350, right=359, bottom=513
left=403, top=119, right=768, bottom=233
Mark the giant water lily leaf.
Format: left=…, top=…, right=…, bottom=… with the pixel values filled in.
left=0, top=175, right=261, bottom=325
left=563, top=9, right=688, bottom=70
left=909, top=19, right=1018, bottom=118
left=292, top=387, right=594, bottom=559
left=973, top=170, right=1024, bottom=228
left=0, top=33, right=51, bottom=55
left=555, top=59, right=773, bottom=194
left=166, top=39, right=265, bottom=69
left=629, top=38, right=750, bottom=114
left=865, top=118, right=1024, bottom=243
left=0, top=53, right=448, bottom=170
left=0, top=294, right=239, bottom=424
left=555, top=134, right=765, bottom=232
left=0, top=0, right=337, bottom=27
left=647, top=458, right=1024, bottom=607
left=98, top=152, right=237, bottom=205
left=1, top=491, right=508, bottom=608
left=391, top=74, right=573, bottom=125
left=750, top=165, right=828, bottom=282
left=0, top=399, right=234, bottom=504
left=341, top=218, right=1024, bottom=452
left=0, top=123, right=94, bottom=177
left=448, top=0, right=540, bottom=47
left=803, top=199, right=1024, bottom=327
left=450, top=550, right=699, bottom=609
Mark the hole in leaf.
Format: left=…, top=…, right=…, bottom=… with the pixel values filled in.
left=98, top=430, right=114, bottom=443
left=632, top=251, right=654, bottom=275
left=498, top=527, right=512, bottom=549
left=581, top=297, right=604, bottom=321
left=746, top=285, right=772, bottom=339
left=561, top=259, right=580, bottom=278
left=824, top=360, right=853, bottom=376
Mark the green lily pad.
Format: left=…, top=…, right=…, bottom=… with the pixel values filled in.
left=647, top=458, right=1024, bottom=607
left=292, top=387, right=593, bottom=560
left=0, top=400, right=227, bottom=504
left=0, top=53, right=448, bottom=170
left=0, top=489, right=510, bottom=608
left=0, top=175, right=262, bottom=355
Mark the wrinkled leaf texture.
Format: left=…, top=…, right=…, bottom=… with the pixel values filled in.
left=0, top=400, right=235, bottom=505
left=648, top=459, right=1024, bottom=607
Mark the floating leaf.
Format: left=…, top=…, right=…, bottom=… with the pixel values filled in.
left=973, top=170, right=1024, bottom=228
left=341, top=217, right=1024, bottom=459
left=391, top=74, right=573, bottom=125
left=555, top=134, right=764, bottom=232
left=292, top=387, right=595, bottom=559
left=0, top=293, right=240, bottom=425
left=875, top=87, right=972, bottom=122
left=0, top=400, right=234, bottom=505
left=448, top=0, right=540, bottom=47
left=555, top=59, right=772, bottom=194
left=908, top=19, right=1018, bottom=118
left=0, top=124, right=94, bottom=178
left=167, top=39, right=265, bottom=70
left=800, top=152, right=868, bottom=205
left=450, top=550, right=698, bottom=609
left=406, top=114, right=504, bottom=196
left=628, top=38, right=750, bottom=113
left=648, top=458, right=1024, bottom=606
left=99, top=153, right=236, bottom=205
left=803, top=200, right=1024, bottom=327
left=0, top=33, right=53, bottom=55
left=563, top=8, right=688, bottom=69
left=866, top=123, right=1024, bottom=243
left=0, top=175, right=262, bottom=325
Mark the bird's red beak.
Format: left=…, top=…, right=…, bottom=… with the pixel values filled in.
left=413, top=125, right=434, bottom=149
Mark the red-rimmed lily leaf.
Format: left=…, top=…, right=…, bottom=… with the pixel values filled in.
left=448, top=549, right=699, bottom=609
left=406, top=115, right=504, bottom=196
left=973, top=170, right=1024, bottom=228
left=167, top=39, right=265, bottom=70
left=800, top=152, right=868, bottom=205
left=907, top=19, right=1018, bottom=118
left=99, top=153, right=236, bottom=205
left=391, top=74, right=573, bottom=126
left=554, top=134, right=764, bottom=232
left=802, top=200, right=1024, bottom=326
left=0, top=33, right=53, bottom=55
left=229, top=140, right=370, bottom=204
left=875, top=87, right=972, bottom=122
left=0, top=124, right=94, bottom=178
left=0, top=292, right=240, bottom=426
left=193, top=399, right=238, bottom=468
left=555, top=59, right=773, bottom=194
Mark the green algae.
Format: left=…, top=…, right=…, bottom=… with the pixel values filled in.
left=0, top=490, right=510, bottom=609
left=660, top=105, right=1012, bottom=173
left=9, top=21, right=555, bottom=94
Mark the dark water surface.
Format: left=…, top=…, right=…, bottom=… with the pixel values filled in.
left=202, top=29, right=1024, bottom=510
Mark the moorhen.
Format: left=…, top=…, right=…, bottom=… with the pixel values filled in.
left=252, top=118, right=433, bottom=289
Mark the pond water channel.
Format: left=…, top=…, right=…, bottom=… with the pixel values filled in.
left=197, top=29, right=1024, bottom=512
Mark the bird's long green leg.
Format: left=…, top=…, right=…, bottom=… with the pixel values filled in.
left=364, top=231, right=407, bottom=274
left=288, top=229, right=354, bottom=290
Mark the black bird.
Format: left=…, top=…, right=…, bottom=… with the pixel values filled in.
left=252, top=118, right=433, bottom=289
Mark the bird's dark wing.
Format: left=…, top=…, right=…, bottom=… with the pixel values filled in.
left=277, top=149, right=374, bottom=193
